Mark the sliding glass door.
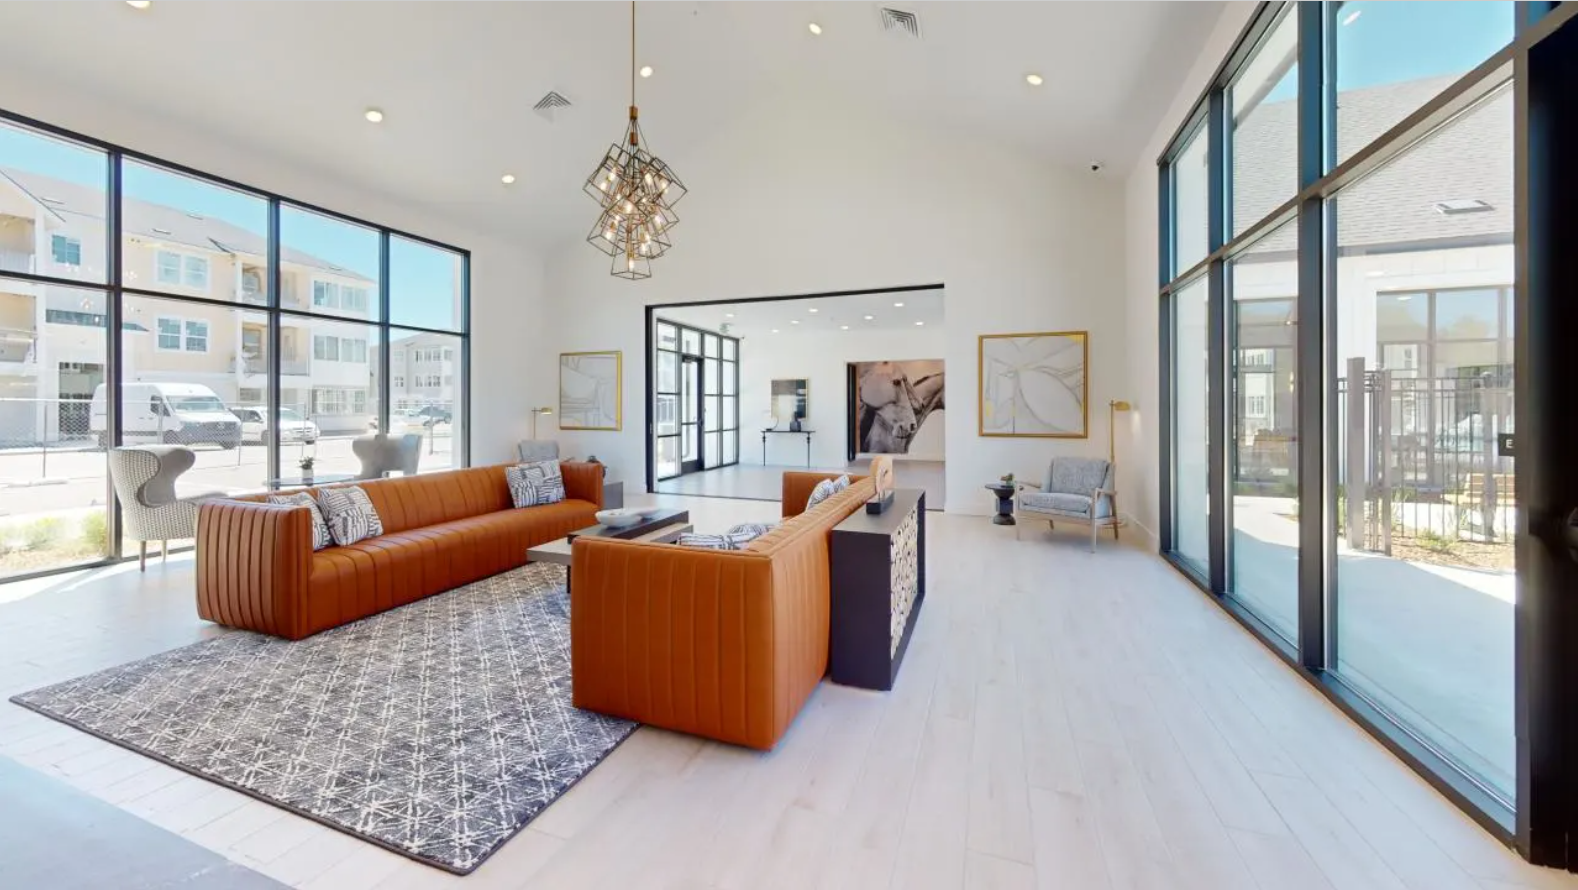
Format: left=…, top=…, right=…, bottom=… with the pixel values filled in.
left=652, top=318, right=738, bottom=482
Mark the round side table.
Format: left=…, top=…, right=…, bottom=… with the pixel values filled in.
left=985, top=483, right=1016, bottom=525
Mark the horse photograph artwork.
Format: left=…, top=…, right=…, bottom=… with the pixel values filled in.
left=851, top=360, right=945, bottom=455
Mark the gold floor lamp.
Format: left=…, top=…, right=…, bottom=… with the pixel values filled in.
left=531, top=406, right=554, bottom=439
left=1109, top=399, right=1132, bottom=526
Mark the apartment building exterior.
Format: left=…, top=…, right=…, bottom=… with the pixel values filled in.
left=0, top=167, right=377, bottom=444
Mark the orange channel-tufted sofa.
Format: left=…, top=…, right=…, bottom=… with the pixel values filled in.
left=569, top=471, right=872, bottom=750
left=196, top=463, right=603, bottom=640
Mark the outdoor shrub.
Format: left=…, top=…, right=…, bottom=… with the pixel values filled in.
left=20, top=517, right=68, bottom=552
left=81, top=511, right=108, bottom=551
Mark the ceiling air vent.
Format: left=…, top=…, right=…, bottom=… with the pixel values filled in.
left=533, top=91, right=572, bottom=123
left=878, top=7, right=921, bottom=39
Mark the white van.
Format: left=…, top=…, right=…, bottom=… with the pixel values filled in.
left=90, top=382, right=242, bottom=449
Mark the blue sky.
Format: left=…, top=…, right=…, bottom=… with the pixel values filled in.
left=0, top=126, right=460, bottom=332
left=1264, top=1, right=1514, bottom=102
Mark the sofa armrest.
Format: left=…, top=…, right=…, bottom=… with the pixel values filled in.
left=570, top=537, right=790, bottom=749
left=196, top=500, right=312, bottom=640
left=561, top=461, right=605, bottom=509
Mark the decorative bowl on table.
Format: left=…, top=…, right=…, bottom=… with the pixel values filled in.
left=596, top=508, right=645, bottom=529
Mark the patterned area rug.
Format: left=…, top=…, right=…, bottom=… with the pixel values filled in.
left=9, top=563, right=636, bottom=875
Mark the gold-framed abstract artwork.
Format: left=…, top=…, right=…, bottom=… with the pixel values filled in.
left=559, top=351, right=622, bottom=431
left=978, top=331, right=1088, bottom=438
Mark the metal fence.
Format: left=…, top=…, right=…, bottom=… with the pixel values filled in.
left=1339, top=361, right=1514, bottom=552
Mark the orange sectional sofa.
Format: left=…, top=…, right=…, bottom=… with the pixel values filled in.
left=196, top=463, right=603, bottom=640
left=569, top=471, right=872, bottom=750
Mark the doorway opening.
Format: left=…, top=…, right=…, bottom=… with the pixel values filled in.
left=651, top=319, right=740, bottom=486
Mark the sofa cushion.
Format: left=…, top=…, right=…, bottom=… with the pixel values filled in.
left=317, top=485, right=384, bottom=546
left=507, top=459, right=566, bottom=508
left=268, top=492, right=331, bottom=550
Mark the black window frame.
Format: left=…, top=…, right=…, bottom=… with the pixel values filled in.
left=0, top=105, right=471, bottom=585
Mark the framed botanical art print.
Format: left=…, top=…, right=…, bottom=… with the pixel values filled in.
left=559, top=351, right=622, bottom=430
left=978, top=331, right=1088, bottom=438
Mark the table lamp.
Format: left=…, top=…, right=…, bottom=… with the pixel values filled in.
left=531, top=406, right=554, bottom=439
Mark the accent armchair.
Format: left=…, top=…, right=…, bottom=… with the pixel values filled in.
left=516, top=440, right=560, bottom=463
left=107, top=445, right=222, bottom=570
left=352, top=432, right=422, bottom=480
left=1016, top=456, right=1119, bottom=552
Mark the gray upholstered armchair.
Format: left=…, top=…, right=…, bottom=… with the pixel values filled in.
left=1016, top=456, right=1119, bottom=552
left=352, top=433, right=422, bottom=480
left=107, top=446, right=222, bottom=570
left=516, top=440, right=560, bottom=463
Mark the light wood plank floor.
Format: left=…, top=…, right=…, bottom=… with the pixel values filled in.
left=0, top=492, right=1572, bottom=890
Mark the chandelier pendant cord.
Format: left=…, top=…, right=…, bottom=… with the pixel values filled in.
left=629, top=1, right=639, bottom=139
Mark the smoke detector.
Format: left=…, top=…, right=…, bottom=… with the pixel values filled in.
left=533, top=91, right=572, bottom=123
left=878, top=7, right=922, bottom=39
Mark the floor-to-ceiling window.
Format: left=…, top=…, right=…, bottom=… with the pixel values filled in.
left=1157, top=0, right=1549, bottom=840
left=0, top=111, right=470, bottom=582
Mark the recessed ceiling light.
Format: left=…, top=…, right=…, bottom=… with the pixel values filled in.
left=125, top=0, right=151, bottom=8
left=790, top=320, right=800, bottom=325
left=808, top=22, right=823, bottom=36
left=640, top=65, right=654, bottom=78
left=893, top=301, right=905, bottom=308
left=864, top=315, right=874, bottom=321
left=500, top=174, right=516, bottom=184
left=808, top=307, right=819, bottom=313
left=364, top=108, right=385, bottom=123
left=771, top=328, right=780, bottom=333
left=840, top=325, right=849, bottom=330
left=725, top=312, right=735, bottom=318
left=915, top=321, right=925, bottom=326
left=1026, top=73, right=1044, bottom=87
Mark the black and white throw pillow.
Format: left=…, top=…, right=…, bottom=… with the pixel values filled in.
left=507, top=460, right=566, bottom=508
left=267, top=492, right=332, bottom=551
left=726, top=521, right=779, bottom=541
left=316, top=485, right=384, bottom=546
left=832, top=474, right=852, bottom=494
left=805, top=477, right=843, bottom=511
left=677, top=530, right=760, bottom=550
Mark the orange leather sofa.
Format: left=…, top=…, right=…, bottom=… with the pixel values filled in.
left=570, top=471, right=872, bottom=750
left=196, top=463, right=603, bottom=640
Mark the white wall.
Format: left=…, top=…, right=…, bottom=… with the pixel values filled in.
left=723, top=321, right=947, bottom=468
left=547, top=88, right=1127, bottom=516
left=0, top=73, right=548, bottom=466
left=1122, top=2, right=1259, bottom=547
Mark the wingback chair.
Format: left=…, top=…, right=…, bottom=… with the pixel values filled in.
left=107, top=445, right=220, bottom=570
left=1016, top=456, right=1118, bottom=552
left=352, top=432, right=422, bottom=480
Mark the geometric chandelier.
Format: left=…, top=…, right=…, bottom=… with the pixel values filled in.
left=584, top=1, right=687, bottom=280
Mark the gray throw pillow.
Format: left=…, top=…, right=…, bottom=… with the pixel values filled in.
left=267, top=492, right=332, bottom=551
left=316, top=485, right=384, bottom=546
left=507, top=460, right=566, bottom=508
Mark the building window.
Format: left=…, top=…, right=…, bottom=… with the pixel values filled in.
left=312, top=281, right=371, bottom=312
left=393, top=376, right=405, bottom=388
left=50, top=235, right=81, bottom=266
left=183, top=319, right=208, bottom=353
left=313, top=335, right=339, bottom=361
left=351, top=390, right=367, bottom=413
left=156, top=252, right=182, bottom=286
left=313, top=280, right=337, bottom=308
left=156, top=317, right=182, bottom=350
left=155, top=250, right=208, bottom=289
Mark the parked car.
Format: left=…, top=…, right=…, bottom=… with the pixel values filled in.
left=230, top=405, right=320, bottom=445
left=397, top=406, right=452, bottom=432
left=90, top=382, right=241, bottom=449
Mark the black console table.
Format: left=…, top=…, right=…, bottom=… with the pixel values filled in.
left=761, top=429, right=815, bottom=467
left=829, top=488, right=926, bottom=691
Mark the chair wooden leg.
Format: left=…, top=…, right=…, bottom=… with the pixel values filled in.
left=1090, top=522, right=1098, bottom=553
left=138, top=541, right=147, bottom=572
left=1112, top=522, right=1120, bottom=541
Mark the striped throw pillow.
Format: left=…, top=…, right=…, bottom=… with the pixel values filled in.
left=316, top=485, right=384, bottom=546
left=507, top=460, right=566, bottom=508
left=267, top=492, right=332, bottom=551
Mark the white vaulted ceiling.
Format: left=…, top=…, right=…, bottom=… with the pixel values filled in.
left=0, top=1, right=1223, bottom=249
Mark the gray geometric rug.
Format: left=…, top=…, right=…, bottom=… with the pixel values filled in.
left=9, top=563, right=636, bottom=875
